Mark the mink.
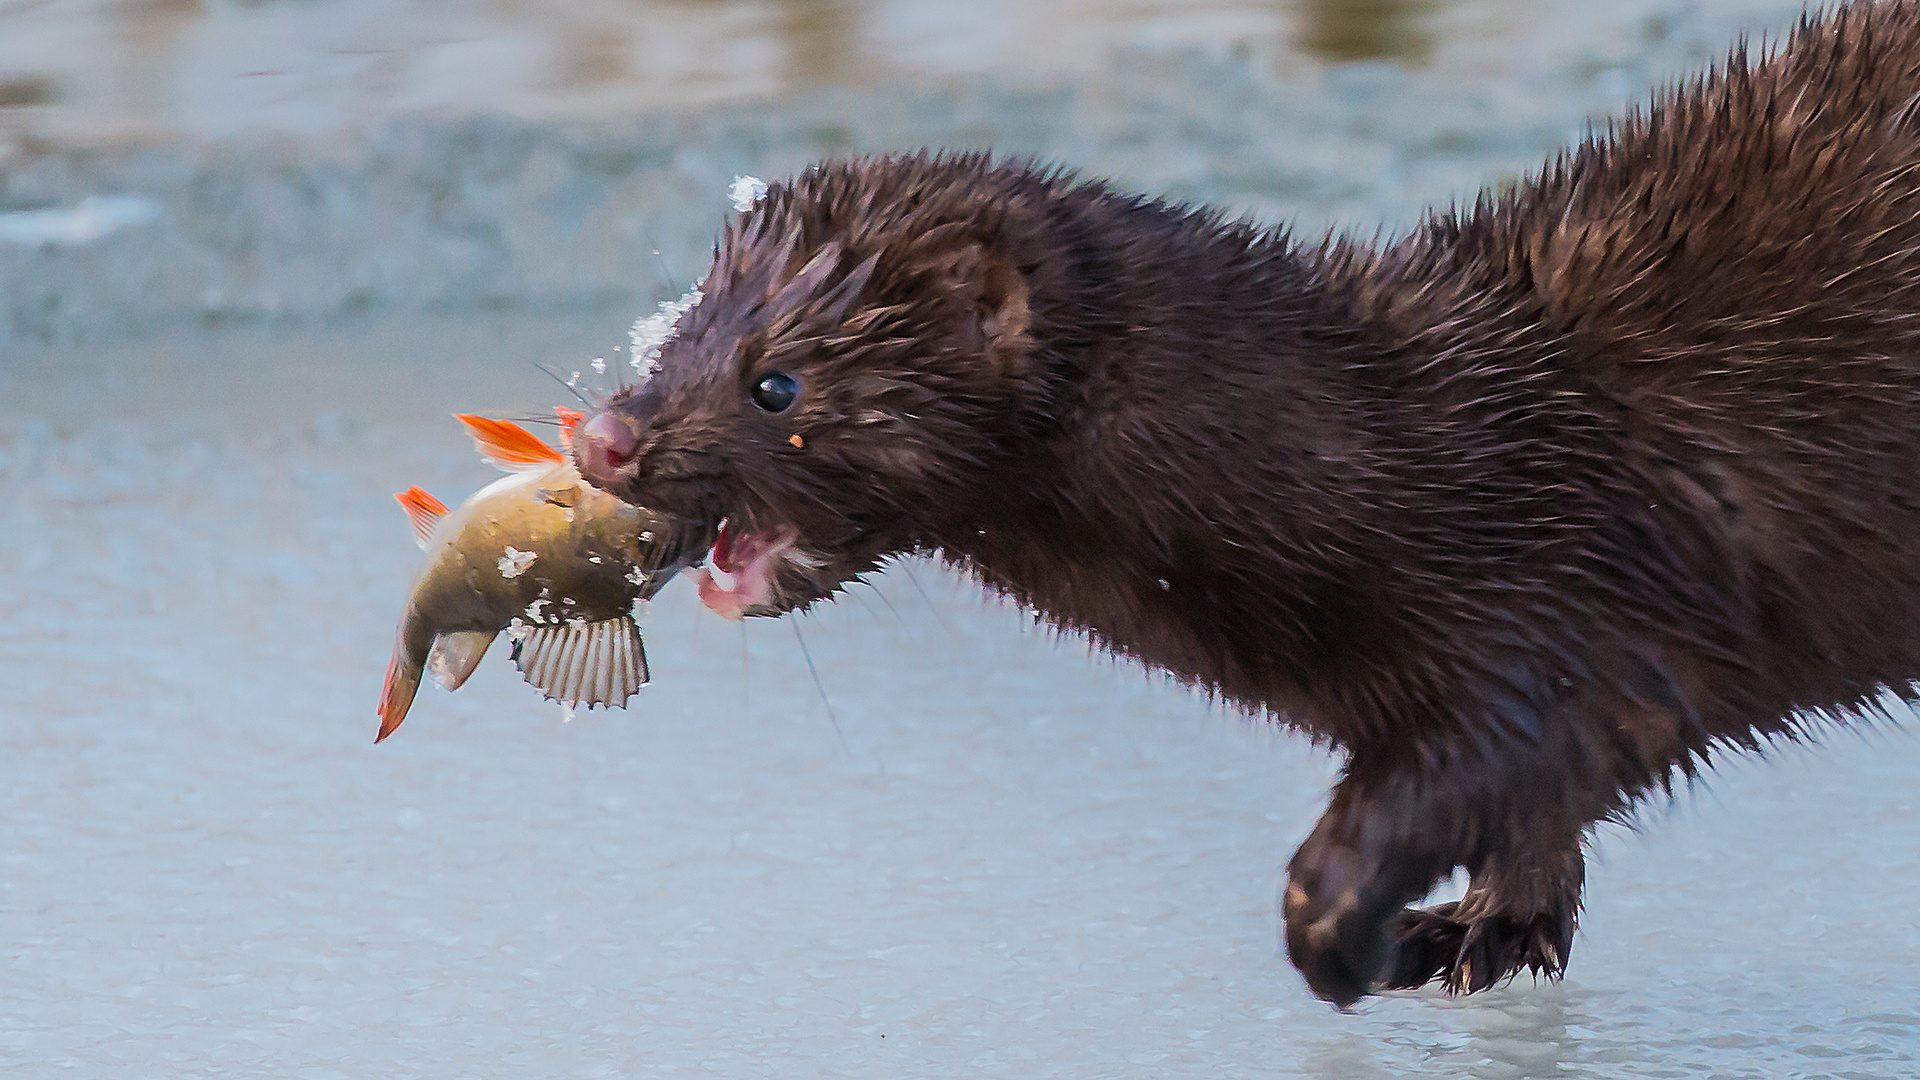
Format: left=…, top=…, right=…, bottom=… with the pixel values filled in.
left=576, top=1, right=1920, bottom=1005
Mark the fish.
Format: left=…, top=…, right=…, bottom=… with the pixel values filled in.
left=375, top=410, right=705, bottom=742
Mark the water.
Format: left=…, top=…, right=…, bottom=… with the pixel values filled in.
left=3, top=1, right=1919, bottom=1076
left=0, top=0, right=1785, bottom=143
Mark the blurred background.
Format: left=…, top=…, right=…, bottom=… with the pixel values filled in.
left=0, top=0, right=1820, bottom=343
left=4, top=1, right=1918, bottom=1078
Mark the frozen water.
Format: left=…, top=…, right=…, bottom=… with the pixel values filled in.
left=0, top=195, right=163, bottom=247
left=3, top=0, right=1918, bottom=1074
left=498, top=547, right=538, bottom=579
left=628, top=288, right=704, bottom=379
left=730, top=174, right=769, bottom=213
left=1, top=312, right=1916, bottom=1078
left=1, top=1, right=1816, bottom=347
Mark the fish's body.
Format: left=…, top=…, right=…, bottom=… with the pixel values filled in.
left=376, top=415, right=702, bottom=741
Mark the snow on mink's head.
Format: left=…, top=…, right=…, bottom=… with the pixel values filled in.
left=576, top=155, right=1045, bottom=618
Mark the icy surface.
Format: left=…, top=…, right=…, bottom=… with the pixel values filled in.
left=1, top=314, right=1916, bottom=1077
left=3, top=0, right=1919, bottom=1073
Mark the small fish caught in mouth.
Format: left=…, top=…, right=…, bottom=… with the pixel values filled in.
left=374, top=410, right=706, bottom=742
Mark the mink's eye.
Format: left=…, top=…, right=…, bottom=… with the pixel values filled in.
left=751, top=371, right=800, bottom=413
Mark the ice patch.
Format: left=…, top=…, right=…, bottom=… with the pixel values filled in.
left=629, top=287, right=702, bottom=379
left=590, top=357, right=607, bottom=374
left=558, top=703, right=577, bottom=723
left=525, top=597, right=549, bottom=621
left=626, top=565, right=649, bottom=588
left=498, top=547, right=537, bottom=578
left=0, top=195, right=163, bottom=246
left=728, top=174, right=768, bottom=213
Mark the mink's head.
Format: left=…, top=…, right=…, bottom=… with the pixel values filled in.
left=577, top=156, right=1049, bottom=617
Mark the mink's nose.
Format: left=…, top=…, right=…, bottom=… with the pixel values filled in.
left=575, top=410, right=640, bottom=489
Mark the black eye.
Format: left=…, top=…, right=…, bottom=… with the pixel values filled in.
left=751, top=371, right=800, bottom=413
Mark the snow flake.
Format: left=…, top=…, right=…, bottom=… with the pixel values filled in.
left=498, top=547, right=537, bottom=578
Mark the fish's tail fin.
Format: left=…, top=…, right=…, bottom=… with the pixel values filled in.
left=375, top=616, right=433, bottom=743
left=376, top=650, right=422, bottom=743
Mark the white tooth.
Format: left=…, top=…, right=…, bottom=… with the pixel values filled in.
left=711, top=566, right=737, bottom=592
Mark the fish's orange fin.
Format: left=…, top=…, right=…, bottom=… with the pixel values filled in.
left=395, top=486, right=449, bottom=549
left=554, top=407, right=586, bottom=450
left=455, top=414, right=565, bottom=471
left=376, top=647, right=422, bottom=743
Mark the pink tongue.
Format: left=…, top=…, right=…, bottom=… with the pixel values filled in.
left=697, top=524, right=791, bottom=620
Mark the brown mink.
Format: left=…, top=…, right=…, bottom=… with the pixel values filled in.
left=576, top=2, right=1920, bottom=1006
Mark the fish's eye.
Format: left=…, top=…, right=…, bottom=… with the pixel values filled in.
left=751, top=371, right=800, bottom=413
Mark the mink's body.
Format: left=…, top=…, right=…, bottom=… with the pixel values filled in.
left=577, top=2, right=1920, bottom=1005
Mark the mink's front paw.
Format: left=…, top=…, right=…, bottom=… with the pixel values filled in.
left=1380, top=903, right=1574, bottom=994
left=1282, top=838, right=1403, bottom=1008
left=1283, top=879, right=1390, bottom=1008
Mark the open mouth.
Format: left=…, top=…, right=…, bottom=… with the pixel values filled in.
left=695, top=518, right=799, bottom=620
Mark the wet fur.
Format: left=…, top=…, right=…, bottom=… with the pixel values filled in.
left=589, top=2, right=1920, bottom=1005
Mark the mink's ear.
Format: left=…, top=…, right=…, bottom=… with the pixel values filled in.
left=970, top=245, right=1033, bottom=380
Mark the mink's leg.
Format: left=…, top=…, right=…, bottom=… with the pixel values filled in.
left=1283, top=737, right=1605, bottom=1005
left=1284, top=644, right=1701, bottom=1006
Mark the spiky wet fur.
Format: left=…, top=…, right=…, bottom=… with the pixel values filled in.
left=589, top=1, right=1920, bottom=1006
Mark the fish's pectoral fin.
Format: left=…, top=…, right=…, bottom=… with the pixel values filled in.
left=427, top=630, right=498, bottom=691
left=455, top=414, right=566, bottom=471
left=395, top=487, right=449, bottom=549
left=509, top=616, right=649, bottom=709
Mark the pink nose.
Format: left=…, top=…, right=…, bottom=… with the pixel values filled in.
left=575, top=410, right=640, bottom=486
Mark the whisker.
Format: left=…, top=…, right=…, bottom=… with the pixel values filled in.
left=898, top=559, right=961, bottom=644
left=642, top=228, right=683, bottom=295
left=860, top=576, right=903, bottom=624
left=790, top=617, right=848, bottom=753
left=615, top=230, right=688, bottom=396
left=534, top=361, right=592, bottom=404
left=839, top=582, right=887, bottom=628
